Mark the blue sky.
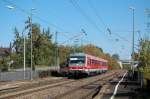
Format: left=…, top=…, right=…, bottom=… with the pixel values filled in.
left=0, top=0, right=149, bottom=59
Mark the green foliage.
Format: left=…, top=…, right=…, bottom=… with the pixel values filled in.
left=139, top=39, right=150, bottom=67
left=101, top=53, right=120, bottom=69
left=112, top=54, right=119, bottom=60
left=58, top=45, right=73, bottom=65
left=0, top=58, right=8, bottom=71
left=139, top=67, right=150, bottom=73
left=9, top=18, right=120, bottom=70
left=11, top=18, right=55, bottom=68
left=138, top=38, right=150, bottom=80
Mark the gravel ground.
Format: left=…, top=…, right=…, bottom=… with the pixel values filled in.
left=0, top=70, right=126, bottom=99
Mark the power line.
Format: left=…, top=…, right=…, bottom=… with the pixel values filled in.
left=87, top=0, right=108, bottom=30
left=2, top=0, right=82, bottom=44
left=31, top=0, right=92, bottom=45
left=2, top=0, right=139, bottom=51
left=69, top=0, right=104, bottom=33
left=1, top=0, right=65, bottom=32
left=70, top=0, right=139, bottom=51
left=87, top=0, right=139, bottom=50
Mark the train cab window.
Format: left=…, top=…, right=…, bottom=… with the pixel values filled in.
left=69, top=56, right=85, bottom=66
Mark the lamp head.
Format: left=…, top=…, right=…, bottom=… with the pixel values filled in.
left=6, top=5, right=14, bottom=9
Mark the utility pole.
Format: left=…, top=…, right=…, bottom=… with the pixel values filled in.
left=30, top=8, right=35, bottom=80
left=6, top=5, right=27, bottom=80
left=55, top=32, right=59, bottom=67
left=81, top=29, right=87, bottom=47
left=132, top=8, right=135, bottom=75
left=74, top=38, right=79, bottom=53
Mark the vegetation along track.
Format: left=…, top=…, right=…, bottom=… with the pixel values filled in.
left=0, top=70, right=125, bottom=99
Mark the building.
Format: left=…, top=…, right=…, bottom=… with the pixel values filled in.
left=0, top=47, right=11, bottom=60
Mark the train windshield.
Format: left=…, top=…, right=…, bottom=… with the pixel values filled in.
left=69, top=56, right=85, bottom=66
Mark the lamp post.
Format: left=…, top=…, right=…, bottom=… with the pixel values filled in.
left=129, top=6, right=135, bottom=76
left=22, top=29, right=26, bottom=80
left=6, top=5, right=26, bottom=80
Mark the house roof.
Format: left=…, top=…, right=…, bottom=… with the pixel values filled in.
left=0, top=48, right=11, bottom=56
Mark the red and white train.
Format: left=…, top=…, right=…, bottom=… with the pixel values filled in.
left=68, top=53, right=109, bottom=76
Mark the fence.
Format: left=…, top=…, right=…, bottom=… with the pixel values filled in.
left=0, top=71, right=38, bottom=81
left=0, top=66, right=59, bottom=82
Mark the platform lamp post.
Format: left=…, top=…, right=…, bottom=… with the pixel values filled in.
left=22, top=28, right=26, bottom=80
left=129, top=6, right=135, bottom=76
left=6, top=5, right=27, bottom=80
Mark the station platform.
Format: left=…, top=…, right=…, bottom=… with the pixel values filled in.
left=95, top=71, right=145, bottom=99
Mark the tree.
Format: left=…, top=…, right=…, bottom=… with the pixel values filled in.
left=139, top=39, right=150, bottom=67
left=10, top=17, right=120, bottom=70
left=79, top=44, right=103, bottom=57
left=10, top=18, right=55, bottom=69
left=11, top=28, right=24, bottom=68
left=112, top=54, right=119, bottom=60
left=58, top=45, right=72, bottom=65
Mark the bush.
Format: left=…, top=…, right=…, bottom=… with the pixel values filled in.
left=1, top=68, right=8, bottom=72
left=39, top=70, right=51, bottom=78
left=38, top=70, right=61, bottom=78
left=139, top=67, right=150, bottom=90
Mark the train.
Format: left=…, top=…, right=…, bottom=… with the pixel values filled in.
left=67, top=53, right=109, bottom=76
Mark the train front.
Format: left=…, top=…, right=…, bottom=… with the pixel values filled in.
left=68, top=53, right=88, bottom=76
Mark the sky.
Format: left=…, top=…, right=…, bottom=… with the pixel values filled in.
left=0, top=0, right=150, bottom=59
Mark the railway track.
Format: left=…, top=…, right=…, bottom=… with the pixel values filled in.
left=53, top=71, right=123, bottom=99
left=0, top=70, right=126, bottom=99
left=0, top=77, right=75, bottom=98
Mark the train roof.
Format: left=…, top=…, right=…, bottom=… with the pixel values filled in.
left=69, top=53, right=108, bottom=62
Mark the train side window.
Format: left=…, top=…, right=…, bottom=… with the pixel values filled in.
left=94, top=60, right=96, bottom=65
left=98, top=61, right=101, bottom=65
left=92, top=59, right=94, bottom=65
left=96, top=60, right=98, bottom=66
left=93, top=60, right=95, bottom=65
left=102, top=62, right=104, bottom=66
left=87, top=58, right=90, bottom=65
left=91, top=60, right=93, bottom=65
left=100, top=61, right=102, bottom=66
left=103, top=62, right=106, bottom=66
left=90, top=59, right=92, bottom=65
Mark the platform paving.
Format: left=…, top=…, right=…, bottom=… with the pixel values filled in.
left=95, top=71, right=141, bottom=99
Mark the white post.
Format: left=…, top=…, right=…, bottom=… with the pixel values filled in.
left=24, top=34, right=26, bottom=80
left=30, top=9, right=33, bottom=80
